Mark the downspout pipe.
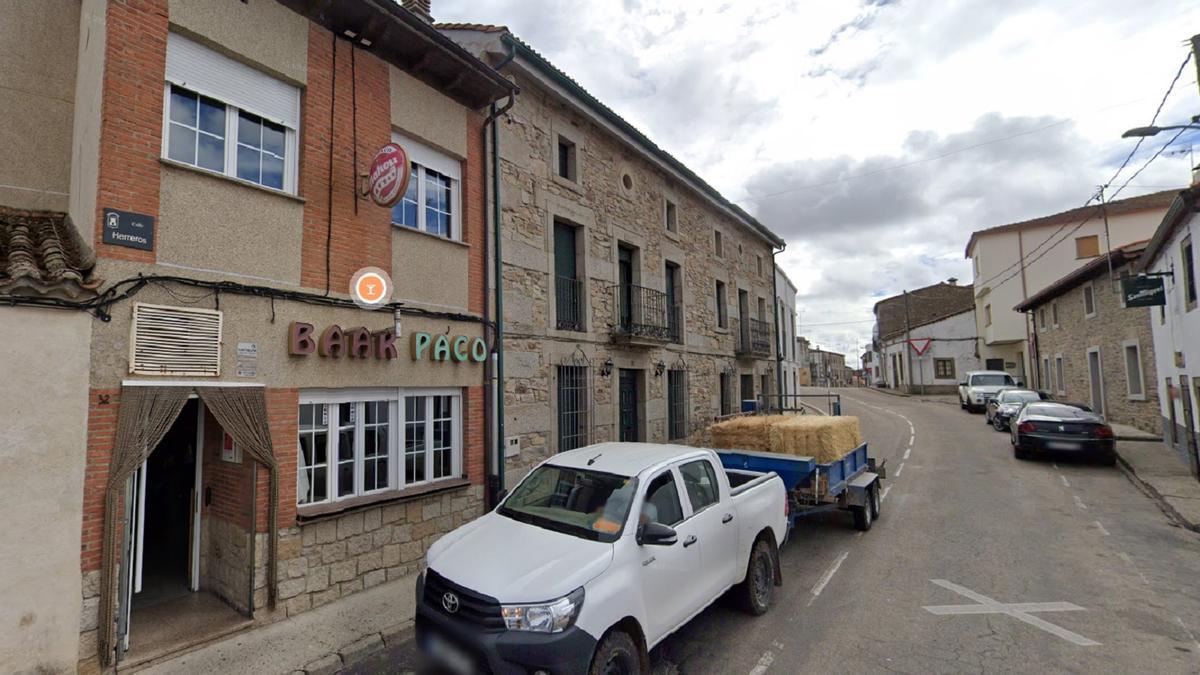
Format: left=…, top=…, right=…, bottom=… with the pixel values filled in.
left=772, top=243, right=786, bottom=409
left=483, top=42, right=517, bottom=508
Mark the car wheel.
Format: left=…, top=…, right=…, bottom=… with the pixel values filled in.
left=993, top=415, right=1005, bottom=432
left=738, top=539, right=775, bottom=615
left=1101, top=454, right=1117, bottom=467
left=589, top=630, right=641, bottom=675
left=1013, top=443, right=1028, bottom=460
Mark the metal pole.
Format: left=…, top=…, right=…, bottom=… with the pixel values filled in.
left=903, top=290, right=913, bottom=394
left=1099, top=185, right=1116, bottom=292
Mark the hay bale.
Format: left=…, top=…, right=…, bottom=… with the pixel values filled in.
left=709, top=415, right=862, bottom=463
left=768, top=416, right=862, bottom=463
left=710, top=415, right=791, bottom=453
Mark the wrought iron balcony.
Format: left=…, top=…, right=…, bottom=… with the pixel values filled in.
left=555, top=275, right=585, bottom=332
left=734, top=317, right=772, bottom=358
left=610, top=283, right=674, bottom=345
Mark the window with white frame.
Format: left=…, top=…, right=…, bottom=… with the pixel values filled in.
left=1123, top=341, right=1145, bottom=399
left=296, top=389, right=461, bottom=506
left=163, top=33, right=299, bottom=193
left=390, top=132, right=462, bottom=240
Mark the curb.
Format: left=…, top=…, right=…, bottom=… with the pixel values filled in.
left=1115, top=454, right=1200, bottom=533
left=298, top=621, right=414, bottom=675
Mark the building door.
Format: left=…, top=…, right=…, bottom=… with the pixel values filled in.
left=1087, top=349, right=1105, bottom=417
left=618, top=368, right=640, bottom=442
left=985, top=358, right=1004, bottom=371
left=118, top=399, right=203, bottom=656
left=618, top=245, right=634, bottom=329
left=740, top=373, right=754, bottom=409
left=1179, top=376, right=1199, bottom=478
left=719, top=372, right=732, bottom=416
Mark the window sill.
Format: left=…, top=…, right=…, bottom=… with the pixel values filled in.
left=296, top=477, right=472, bottom=523
left=715, top=326, right=729, bottom=334
left=551, top=172, right=584, bottom=194
left=664, top=229, right=681, bottom=243
left=160, top=157, right=305, bottom=203
left=392, top=223, right=471, bottom=249
left=1127, top=394, right=1148, bottom=402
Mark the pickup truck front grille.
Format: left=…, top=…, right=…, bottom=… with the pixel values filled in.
left=424, top=569, right=505, bottom=631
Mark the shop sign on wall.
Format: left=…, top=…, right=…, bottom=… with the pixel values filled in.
left=288, top=322, right=399, bottom=359
left=102, top=208, right=154, bottom=251
left=412, top=331, right=488, bottom=363
left=236, top=342, right=258, bottom=377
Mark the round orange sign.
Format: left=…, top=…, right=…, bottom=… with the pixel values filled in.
left=349, top=267, right=393, bottom=309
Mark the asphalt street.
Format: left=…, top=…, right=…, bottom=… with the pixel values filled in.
left=354, top=387, right=1200, bottom=674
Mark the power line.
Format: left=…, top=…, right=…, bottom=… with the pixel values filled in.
left=973, top=49, right=1193, bottom=290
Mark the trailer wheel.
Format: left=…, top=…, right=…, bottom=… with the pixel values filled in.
left=852, top=492, right=874, bottom=531
left=868, top=482, right=881, bottom=520
left=738, top=540, right=775, bottom=615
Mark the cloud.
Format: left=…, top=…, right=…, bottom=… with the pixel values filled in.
left=433, top=0, right=1200, bottom=362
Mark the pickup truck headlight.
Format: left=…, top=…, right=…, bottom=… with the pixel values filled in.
left=501, top=587, right=584, bottom=633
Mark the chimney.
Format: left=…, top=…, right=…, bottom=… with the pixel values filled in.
left=947, top=277, right=958, bottom=285
left=402, top=0, right=433, bottom=22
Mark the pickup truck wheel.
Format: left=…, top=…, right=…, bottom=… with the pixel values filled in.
left=960, top=398, right=966, bottom=410
left=852, top=494, right=873, bottom=531
left=589, top=630, right=639, bottom=675
left=738, top=540, right=775, bottom=616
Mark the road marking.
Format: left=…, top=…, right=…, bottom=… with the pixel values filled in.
left=1118, top=552, right=1151, bottom=585
left=903, top=447, right=911, bottom=459
left=1060, top=475, right=1071, bottom=488
left=895, top=463, right=905, bottom=477
left=807, top=551, right=849, bottom=607
left=922, top=579, right=1101, bottom=647
left=1176, top=617, right=1200, bottom=652
left=880, top=485, right=892, bottom=501
left=1093, top=521, right=1110, bottom=536
left=908, top=433, right=915, bottom=445
left=1073, top=495, right=1088, bottom=511
left=747, top=641, right=784, bottom=675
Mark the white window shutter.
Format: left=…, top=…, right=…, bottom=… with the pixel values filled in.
left=165, top=32, right=300, bottom=129
left=130, top=303, right=223, bottom=376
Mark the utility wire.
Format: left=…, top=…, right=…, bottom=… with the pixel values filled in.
left=973, top=49, right=1193, bottom=290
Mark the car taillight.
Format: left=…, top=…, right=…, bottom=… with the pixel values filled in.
left=1017, top=421, right=1037, bottom=433
left=1093, top=425, right=1114, bottom=439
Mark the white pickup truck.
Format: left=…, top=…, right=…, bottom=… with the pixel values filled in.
left=415, top=442, right=790, bottom=674
left=958, top=370, right=1019, bottom=412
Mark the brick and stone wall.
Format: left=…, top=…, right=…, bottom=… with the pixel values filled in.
left=496, top=72, right=777, bottom=482
left=1032, top=261, right=1160, bottom=433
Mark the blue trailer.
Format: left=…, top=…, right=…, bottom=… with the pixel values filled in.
left=717, top=442, right=886, bottom=532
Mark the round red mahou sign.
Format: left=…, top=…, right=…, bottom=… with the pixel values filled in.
left=368, top=142, right=411, bottom=208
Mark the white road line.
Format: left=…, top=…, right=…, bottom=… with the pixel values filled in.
left=1118, top=552, right=1151, bottom=585
left=895, top=463, right=905, bottom=477
left=807, top=551, right=850, bottom=607
left=880, top=485, right=892, bottom=501
left=923, top=579, right=1101, bottom=647
left=747, top=641, right=784, bottom=675
left=909, top=434, right=915, bottom=445
left=1073, top=495, right=1088, bottom=511
left=1093, top=521, right=1110, bottom=536
left=1060, top=475, right=1071, bottom=488
left=903, top=447, right=911, bottom=460
left=1175, top=617, right=1200, bottom=652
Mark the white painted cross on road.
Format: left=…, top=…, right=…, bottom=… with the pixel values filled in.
left=922, top=579, right=1101, bottom=647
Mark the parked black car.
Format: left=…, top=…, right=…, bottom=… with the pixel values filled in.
left=985, top=389, right=1045, bottom=431
left=1010, top=402, right=1115, bottom=464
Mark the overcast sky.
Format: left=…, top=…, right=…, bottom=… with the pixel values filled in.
left=436, top=0, right=1200, bottom=365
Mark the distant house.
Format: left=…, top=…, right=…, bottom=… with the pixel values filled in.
left=1014, top=242, right=1160, bottom=433
left=873, top=282, right=980, bottom=394
left=1137, top=185, right=1200, bottom=475
left=808, top=347, right=846, bottom=387
left=966, top=190, right=1176, bottom=383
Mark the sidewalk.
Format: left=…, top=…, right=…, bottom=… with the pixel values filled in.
left=132, top=572, right=419, bottom=675
left=1115, top=440, right=1200, bottom=533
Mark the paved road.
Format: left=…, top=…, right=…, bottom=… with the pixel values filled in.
left=355, top=388, right=1200, bottom=674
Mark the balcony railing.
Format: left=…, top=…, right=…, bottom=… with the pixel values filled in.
left=555, top=275, right=585, bottom=332
left=735, top=317, right=771, bottom=358
left=610, top=283, right=673, bottom=343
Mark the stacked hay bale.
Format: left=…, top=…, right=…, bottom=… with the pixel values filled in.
left=710, top=415, right=862, bottom=463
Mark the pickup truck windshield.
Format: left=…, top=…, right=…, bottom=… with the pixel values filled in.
left=499, top=465, right=637, bottom=543
left=970, top=374, right=1014, bottom=386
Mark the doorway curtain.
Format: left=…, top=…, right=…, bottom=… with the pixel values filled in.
left=97, top=386, right=279, bottom=667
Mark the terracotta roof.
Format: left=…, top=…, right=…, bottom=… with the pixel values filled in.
left=873, top=282, right=975, bottom=341
left=1014, top=240, right=1148, bottom=312
left=0, top=207, right=98, bottom=300
left=433, top=22, right=508, bottom=33
left=963, top=189, right=1179, bottom=258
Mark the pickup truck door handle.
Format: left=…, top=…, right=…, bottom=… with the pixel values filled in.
left=722, top=513, right=734, bottom=524
left=682, top=535, right=698, bottom=548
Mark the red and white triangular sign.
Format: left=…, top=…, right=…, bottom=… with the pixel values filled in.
left=907, top=338, right=932, bottom=356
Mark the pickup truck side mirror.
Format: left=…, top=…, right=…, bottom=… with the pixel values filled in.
left=958, top=381, right=967, bottom=387
left=636, top=522, right=678, bottom=546
left=1015, top=380, right=1025, bottom=387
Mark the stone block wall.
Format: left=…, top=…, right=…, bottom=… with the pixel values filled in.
left=270, top=485, right=486, bottom=618
left=1033, top=263, right=1160, bottom=433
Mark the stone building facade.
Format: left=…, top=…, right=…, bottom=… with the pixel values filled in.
left=1017, top=243, right=1160, bottom=433
left=0, top=1, right=518, bottom=671
left=443, top=26, right=784, bottom=482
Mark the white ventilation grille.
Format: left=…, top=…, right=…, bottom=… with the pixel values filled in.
left=130, top=303, right=223, bottom=376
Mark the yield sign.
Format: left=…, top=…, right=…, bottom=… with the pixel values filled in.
left=907, top=338, right=932, bottom=356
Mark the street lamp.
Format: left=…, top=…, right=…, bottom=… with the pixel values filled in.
left=1121, top=115, right=1200, bottom=138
